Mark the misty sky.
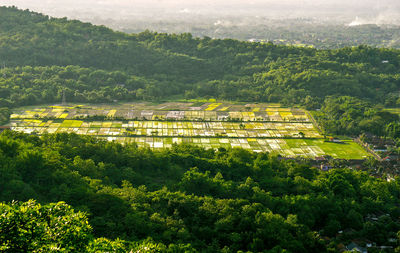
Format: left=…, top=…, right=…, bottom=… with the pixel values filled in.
left=2, top=0, right=400, bottom=25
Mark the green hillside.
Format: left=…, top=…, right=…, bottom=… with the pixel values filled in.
left=0, top=6, right=400, bottom=107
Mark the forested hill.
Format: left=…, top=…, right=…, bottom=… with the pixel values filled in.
left=0, top=7, right=214, bottom=83
left=0, top=6, right=400, bottom=107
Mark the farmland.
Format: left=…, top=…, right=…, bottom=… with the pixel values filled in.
left=8, top=102, right=370, bottom=159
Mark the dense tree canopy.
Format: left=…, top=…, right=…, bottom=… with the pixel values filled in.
left=0, top=6, right=400, bottom=109
left=314, top=96, right=400, bottom=137
left=0, top=200, right=195, bottom=252
left=0, top=131, right=399, bottom=251
left=0, top=200, right=92, bottom=252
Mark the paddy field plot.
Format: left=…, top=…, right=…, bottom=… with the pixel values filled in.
left=8, top=102, right=370, bottom=159
left=99, top=137, right=369, bottom=160
left=11, top=119, right=321, bottom=139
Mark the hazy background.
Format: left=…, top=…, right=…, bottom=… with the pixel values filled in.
left=2, top=0, right=400, bottom=25
left=2, top=0, right=400, bottom=48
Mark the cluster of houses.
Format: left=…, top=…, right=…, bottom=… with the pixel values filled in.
left=359, top=134, right=398, bottom=160
left=319, top=213, right=397, bottom=252
left=313, top=155, right=365, bottom=172
left=343, top=241, right=395, bottom=253
left=361, top=135, right=400, bottom=177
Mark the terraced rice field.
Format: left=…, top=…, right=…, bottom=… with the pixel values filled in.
left=8, top=102, right=370, bottom=159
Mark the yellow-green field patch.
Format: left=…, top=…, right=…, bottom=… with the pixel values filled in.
left=8, top=103, right=370, bottom=159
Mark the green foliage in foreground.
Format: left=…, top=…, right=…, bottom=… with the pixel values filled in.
left=0, top=200, right=92, bottom=252
left=0, top=131, right=399, bottom=252
left=0, top=200, right=195, bottom=252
